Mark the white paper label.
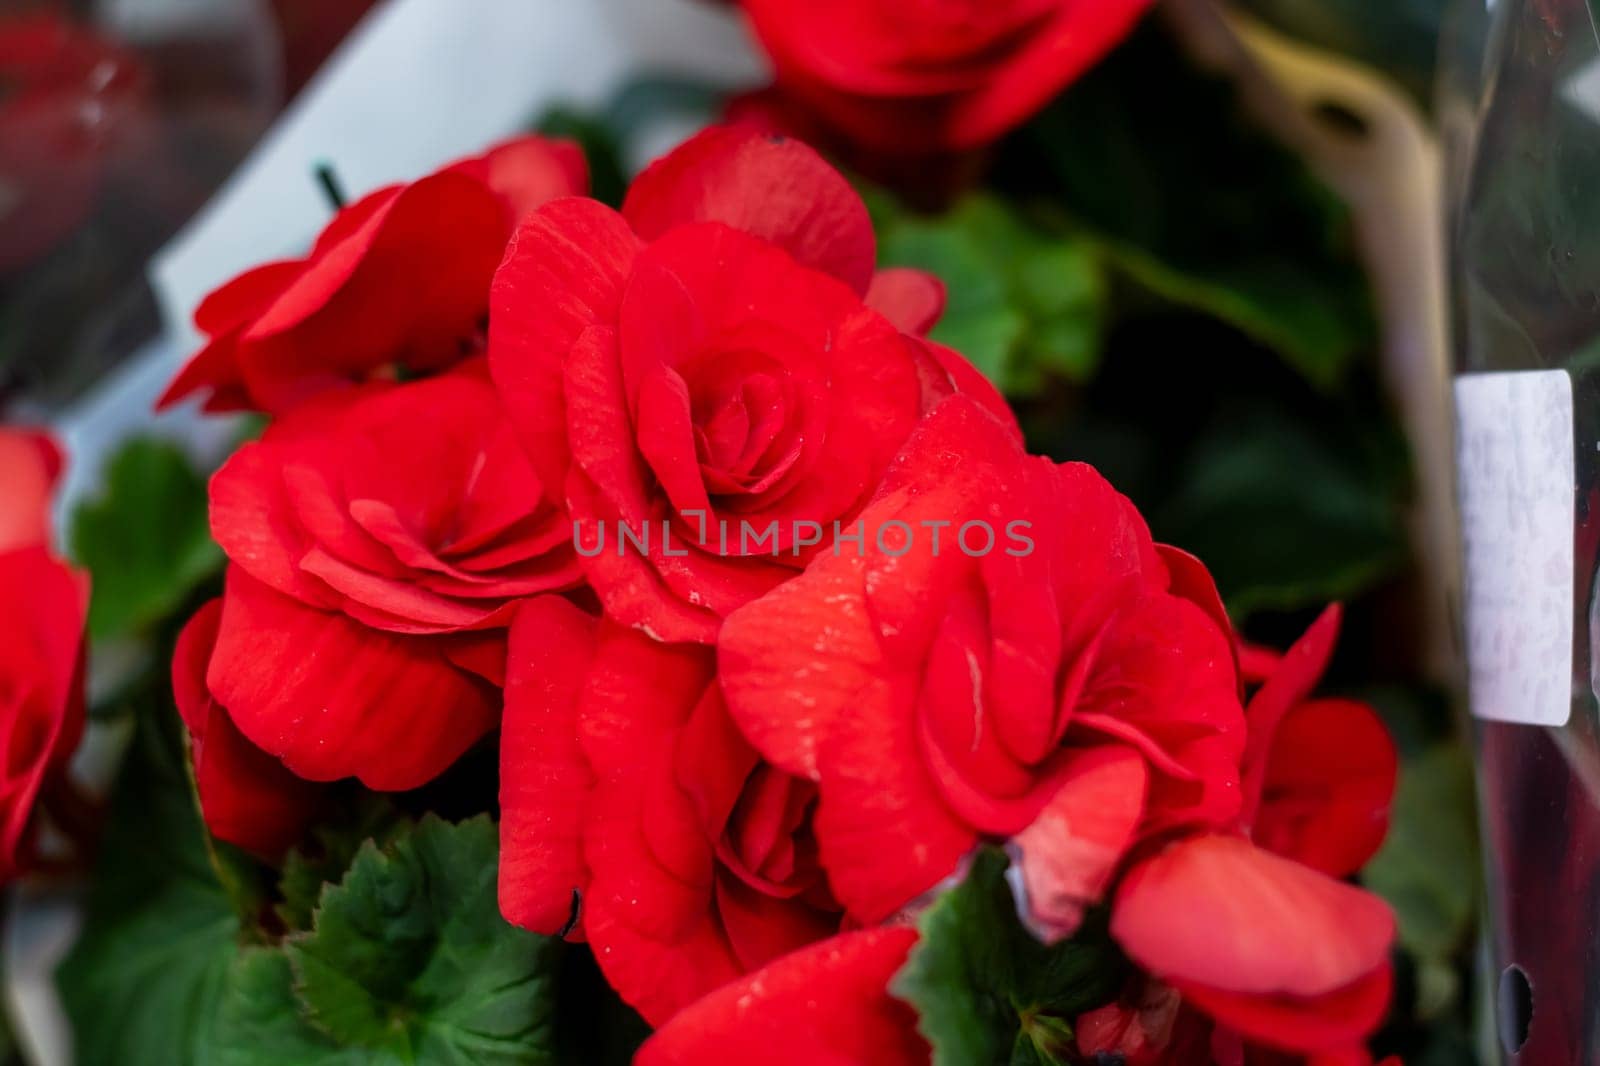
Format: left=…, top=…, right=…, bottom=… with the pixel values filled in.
left=1455, top=370, right=1575, bottom=726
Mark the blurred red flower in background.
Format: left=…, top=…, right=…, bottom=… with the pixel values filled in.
left=0, top=427, right=88, bottom=880
left=0, top=12, right=148, bottom=276
left=733, top=0, right=1153, bottom=153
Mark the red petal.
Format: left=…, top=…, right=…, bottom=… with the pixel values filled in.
left=498, top=596, right=598, bottom=936
left=908, top=338, right=1021, bottom=446
left=1254, top=698, right=1397, bottom=878
left=578, top=628, right=719, bottom=936
left=635, top=928, right=928, bottom=1066
left=583, top=887, right=741, bottom=1026
left=0, top=427, right=62, bottom=553
left=174, top=601, right=322, bottom=858
left=623, top=125, right=875, bottom=294
left=1240, top=606, right=1343, bottom=823
left=720, top=549, right=880, bottom=782
left=490, top=197, right=640, bottom=495
left=446, top=135, right=589, bottom=220
left=1179, top=964, right=1393, bottom=1056
left=865, top=268, right=946, bottom=335
left=157, top=261, right=301, bottom=411
left=948, top=1, right=1154, bottom=147
left=813, top=670, right=976, bottom=922
left=238, top=172, right=511, bottom=412
left=0, top=547, right=87, bottom=878
left=1112, top=835, right=1394, bottom=999
left=1012, top=745, right=1146, bottom=942
left=561, top=323, right=723, bottom=642
left=209, top=421, right=339, bottom=609
left=207, top=568, right=497, bottom=790
left=715, top=872, right=839, bottom=974
left=1157, top=544, right=1239, bottom=686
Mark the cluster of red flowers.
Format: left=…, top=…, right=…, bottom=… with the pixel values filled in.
left=146, top=119, right=1402, bottom=1065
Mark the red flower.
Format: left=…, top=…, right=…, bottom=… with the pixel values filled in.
left=0, top=12, right=147, bottom=275
left=719, top=397, right=1244, bottom=934
left=1111, top=834, right=1395, bottom=1059
left=159, top=135, right=587, bottom=414
left=489, top=124, right=1011, bottom=643
left=0, top=546, right=88, bottom=881
left=735, top=0, right=1154, bottom=153
left=172, top=599, right=323, bottom=858
left=0, top=427, right=62, bottom=552
left=205, top=362, right=580, bottom=789
left=1239, top=607, right=1398, bottom=878
left=0, top=428, right=87, bottom=880
left=635, top=928, right=928, bottom=1066
left=1096, top=609, right=1399, bottom=1061
left=498, top=597, right=841, bottom=1024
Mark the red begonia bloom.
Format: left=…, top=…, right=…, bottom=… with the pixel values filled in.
left=719, top=396, right=1244, bottom=934
left=735, top=0, right=1154, bottom=152
left=0, top=546, right=87, bottom=881
left=0, top=11, right=147, bottom=275
left=172, top=598, right=323, bottom=858
left=206, top=362, right=579, bottom=789
left=498, top=596, right=840, bottom=1024
left=0, top=428, right=87, bottom=880
left=160, top=135, right=587, bottom=414
left=1095, top=608, right=1399, bottom=1062
left=634, top=928, right=928, bottom=1066
left=490, top=124, right=1010, bottom=643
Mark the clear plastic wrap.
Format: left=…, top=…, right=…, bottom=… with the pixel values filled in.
left=1446, top=0, right=1600, bottom=1059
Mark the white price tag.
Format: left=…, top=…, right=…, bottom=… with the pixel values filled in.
left=1455, top=370, right=1575, bottom=726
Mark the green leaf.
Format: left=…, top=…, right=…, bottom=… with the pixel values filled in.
left=533, top=108, right=628, bottom=209
left=286, top=815, right=562, bottom=1064
left=891, top=849, right=1127, bottom=1066
left=1154, top=402, right=1409, bottom=617
left=214, top=949, right=391, bottom=1066
left=69, top=436, right=223, bottom=639
left=1001, top=25, right=1376, bottom=387
left=276, top=794, right=409, bottom=933
left=56, top=698, right=239, bottom=1066
left=1363, top=744, right=1479, bottom=1013
left=873, top=193, right=1106, bottom=395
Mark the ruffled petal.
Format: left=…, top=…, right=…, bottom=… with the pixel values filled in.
left=635, top=928, right=927, bottom=1066
left=207, top=568, right=496, bottom=790
left=490, top=197, right=641, bottom=493
left=498, top=596, right=598, bottom=936
left=623, top=125, right=875, bottom=294
left=173, top=600, right=322, bottom=858
left=865, top=267, right=946, bottom=335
